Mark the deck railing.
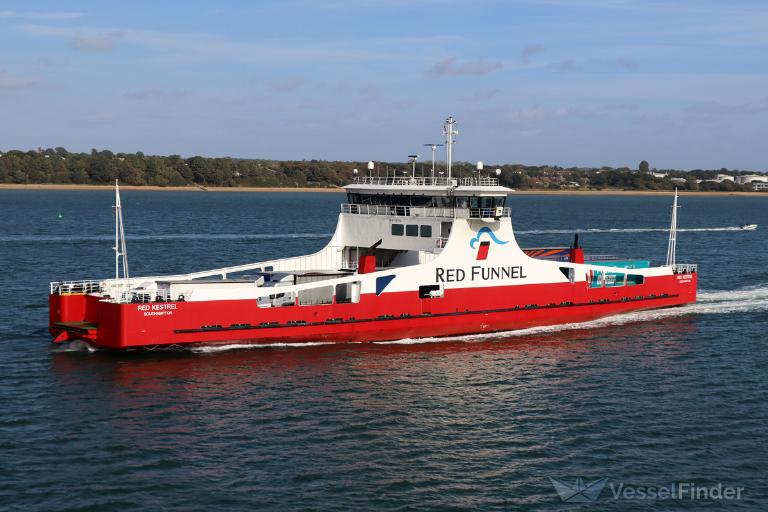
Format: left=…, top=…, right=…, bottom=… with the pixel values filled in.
left=50, top=280, right=102, bottom=295
left=129, top=288, right=173, bottom=303
left=351, top=176, right=499, bottom=187
left=673, top=263, right=698, bottom=274
left=341, top=203, right=511, bottom=219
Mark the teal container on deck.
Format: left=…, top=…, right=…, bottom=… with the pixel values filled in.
left=591, top=260, right=650, bottom=269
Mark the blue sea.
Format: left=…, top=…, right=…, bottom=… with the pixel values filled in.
left=1, top=190, right=767, bottom=511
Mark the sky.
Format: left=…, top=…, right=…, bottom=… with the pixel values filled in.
left=1, top=0, right=766, bottom=170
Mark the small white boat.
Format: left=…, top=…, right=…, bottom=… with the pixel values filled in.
left=739, top=224, right=758, bottom=231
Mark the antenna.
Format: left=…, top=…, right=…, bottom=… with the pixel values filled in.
left=443, top=116, right=458, bottom=182
left=476, top=160, right=484, bottom=180
left=424, top=143, right=443, bottom=182
left=666, top=189, right=679, bottom=267
left=367, top=161, right=374, bottom=179
left=112, top=180, right=129, bottom=300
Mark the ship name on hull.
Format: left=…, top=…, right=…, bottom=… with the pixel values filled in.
left=435, top=265, right=527, bottom=283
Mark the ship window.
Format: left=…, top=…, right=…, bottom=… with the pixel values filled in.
left=299, top=286, right=333, bottom=306
left=391, top=224, right=404, bottom=236
left=257, top=291, right=295, bottom=308
left=455, top=196, right=469, bottom=208
left=406, top=225, right=418, bottom=236
left=411, top=195, right=432, bottom=207
left=335, top=281, right=361, bottom=304
left=626, top=274, right=645, bottom=286
left=420, top=225, right=432, bottom=237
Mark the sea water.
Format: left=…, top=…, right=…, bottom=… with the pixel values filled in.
left=0, top=190, right=766, bottom=510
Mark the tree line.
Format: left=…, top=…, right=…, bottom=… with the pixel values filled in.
left=0, top=148, right=763, bottom=192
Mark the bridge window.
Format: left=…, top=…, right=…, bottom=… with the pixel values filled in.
left=406, top=225, right=418, bottom=237
left=348, top=194, right=505, bottom=209
left=420, top=225, right=432, bottom=237
left=453, top=196, right=505, bottom=208
left=391, top=224, right=404, bottom=236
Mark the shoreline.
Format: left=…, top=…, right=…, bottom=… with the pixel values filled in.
left=0, top=183, right=765, bottom=196
left=0, top=184, right=344, bottom=193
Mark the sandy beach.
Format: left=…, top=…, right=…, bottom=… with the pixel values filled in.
left=1, top=183, right=765, bottom=196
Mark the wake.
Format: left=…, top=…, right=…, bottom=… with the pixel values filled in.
left=1, top=233, right=333, bottom=243
left=6, top=226, right=756, bottom=243
left=377, top=284, right=768, bottom=345
left=517, top=226, right=755, bottom=234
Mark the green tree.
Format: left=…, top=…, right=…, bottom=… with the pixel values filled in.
left=639, top=160, right=650, bottom=173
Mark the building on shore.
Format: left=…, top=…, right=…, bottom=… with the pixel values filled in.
left=735, top=174, right=768, bottom=185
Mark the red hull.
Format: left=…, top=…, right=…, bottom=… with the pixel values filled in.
left=49, top=273, right=697, bottom=350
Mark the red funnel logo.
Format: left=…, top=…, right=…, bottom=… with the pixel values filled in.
left=469, top=227, right=508, bottom=260
left=476, top=241, right=491, bottom=260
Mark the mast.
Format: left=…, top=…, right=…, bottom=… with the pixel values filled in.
left=443, top=116, right=458, bottom=181
left=423, top=143, right=443, bottom=182
left=665, top=189, right=679, bottom=267
left=113, top=180, right=130, bottom=296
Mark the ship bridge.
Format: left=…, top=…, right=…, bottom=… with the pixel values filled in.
left=337, top=174, right=513, bottom=269
left=343, top=175, right=511, bottom=218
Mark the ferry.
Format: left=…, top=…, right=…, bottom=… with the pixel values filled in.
left=48, top=117, right=698, bottom=350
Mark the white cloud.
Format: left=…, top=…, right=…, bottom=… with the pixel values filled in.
left=18, top=24, right=454, bottom=64
left=0, top=70, right=39, bottom=89
left=684, top=99, right=768, bottom=116
left=268, top=78, right=305, bottom=93
left=0, top=10, right=83, bottom=20
left=69, top=32, right=123, bottom=51
left=125, top=88, right=188, bottom=102
left=521, top=43, right=545, bottom=64
left=426, top=57, right=503, bottom=78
